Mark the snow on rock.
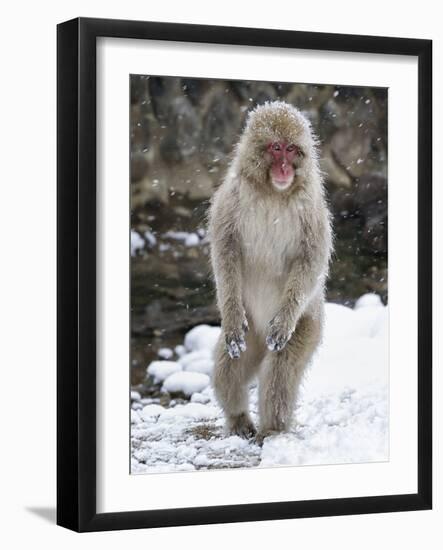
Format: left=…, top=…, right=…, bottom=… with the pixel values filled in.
left=178, top=349, right=214, bottom=374
left=147, top=360, right=182, bottom=383
left=184, top=233, right=200, bottom=247
left=141, top=404, right=165, bottom=419
left=184, top=324, right=221, bottom=353
left=191, top=392, right=211, bottom=404
left=130, top=231, right=145, bottom=256
left=130, top=390, right=141, bottom=401
left=157, top=347, right=174, bottom=359
left=132, top=295, right=389, bottom=474
left=163, top=230, right=201, bottom=247
left=144, top=231, right=157, bottom=247
left=162, top=371, right=210, bottom=396
left=174, top=344, right=186, bottom=357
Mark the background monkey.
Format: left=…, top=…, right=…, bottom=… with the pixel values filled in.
left=208, top=101, right=333, bottom=442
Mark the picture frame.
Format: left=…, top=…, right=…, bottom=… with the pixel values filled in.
left=57, top=17, right=432, bottom=532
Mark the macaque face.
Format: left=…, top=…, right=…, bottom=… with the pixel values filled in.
left=266, top=141, right=302, bottom=191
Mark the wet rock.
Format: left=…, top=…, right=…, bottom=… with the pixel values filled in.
left=161, top=97, right=201, bottom=163
left=149, top=77, right=181, bottom=123
left=201, top=92, right=241, bottom=164
left=131, top=108, right=151, bottom=153
left=330, top=127, right=373, bottom=179
left=320, top=145, right=352, bottom=188
left=131, top=153, right=149, bottom=183
left=181, top=78, right=208, bottom=105
left=131, top=75, right=149, bottom=105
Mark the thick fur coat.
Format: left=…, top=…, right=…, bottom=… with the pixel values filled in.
left=208, top=101, right=333, bottom=441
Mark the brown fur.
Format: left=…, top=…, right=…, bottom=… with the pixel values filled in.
left=208, top=101, right=333, bottom=442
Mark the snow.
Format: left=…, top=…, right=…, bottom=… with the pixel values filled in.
left=162, top=371, right=210, bottom=396
left=157, top=347, right=174, bottom=359
left=144, top=231, right=157, bottom=247
left=178, top=350, right=214, bottom=374
left=147, top=360, right=182, bottom=383
left=141, top=404, right=165, bottom=419
left=174, top=344, right=186, bottom=357
left=355, top=292, right=382, bottom=309
left=184, top=324, right=221, bottom=352
left=164, top=230, right=201, bottom=247
left=130, top=230, right=144, bottom=256
left=132, top=296, right=389, bottom=474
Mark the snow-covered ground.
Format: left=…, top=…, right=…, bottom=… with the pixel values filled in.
left=131, top=294, right=388, bottom=474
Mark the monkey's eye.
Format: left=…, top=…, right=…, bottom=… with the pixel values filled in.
left=286, top=144, right=296, bottom=152
left=272, top=143, right=282, bottom=151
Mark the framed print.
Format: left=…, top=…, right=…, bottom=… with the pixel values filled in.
left=57, top=17, right=432, bottom=532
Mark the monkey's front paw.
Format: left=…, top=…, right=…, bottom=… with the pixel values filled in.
left=266, top=315, right=294, bottom=352
left=225, top=329, right=247, bottom=359
left=224, top=315, right=248, bottom=359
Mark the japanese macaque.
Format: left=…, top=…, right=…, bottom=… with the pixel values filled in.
left=208, top=101, right=333, bottom=443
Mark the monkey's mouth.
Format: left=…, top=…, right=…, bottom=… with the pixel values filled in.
left=272, top=178, right=293, bottom=191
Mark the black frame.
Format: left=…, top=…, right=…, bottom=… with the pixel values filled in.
left=57, top=17, right=432, bottom=532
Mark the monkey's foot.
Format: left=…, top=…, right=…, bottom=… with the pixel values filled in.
left=228, top=413, right=257, bottom=439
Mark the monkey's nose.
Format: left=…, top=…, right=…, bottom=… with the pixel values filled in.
left=281, top=163, right=290, bottom=176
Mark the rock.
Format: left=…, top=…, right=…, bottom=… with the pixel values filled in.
left=201, top=92, right=241, bottom=166
left=159, top=95, right=201, bottom=165
left=130, top=153, right=149, bottom=183
left=131, top=111, right=151, bottom=154
left=181, top=78, right=208, bottom=105
left=229, top=80, right=277, bottom=105
left=131, top=75, right=149, bottom=105
left=330, top=127, right=372, bottom=179
left=148, top=77, right=181, bottom=123
left=320, top=145, right=352, bottom=188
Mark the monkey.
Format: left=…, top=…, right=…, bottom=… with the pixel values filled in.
left=208, top=101, right=333, bottom=443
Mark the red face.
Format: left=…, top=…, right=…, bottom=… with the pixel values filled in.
left=267, top=141, right=300, bottom=191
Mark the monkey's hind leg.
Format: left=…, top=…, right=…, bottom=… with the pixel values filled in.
left=257, top=312, right=322, bottom=442
left=212, top=330, right=263, bottom=439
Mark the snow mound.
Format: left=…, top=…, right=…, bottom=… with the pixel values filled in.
left=147, top=361, right=182, bottom=383
left=184, top=325, right=221, bottom=353
left=157, top=347, right=174, bottom=359
left=354, top=293, right=383, bottom=309
left=179, top=349, right=214, bottom=374
left=162, top=371, right=210, bottom=396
